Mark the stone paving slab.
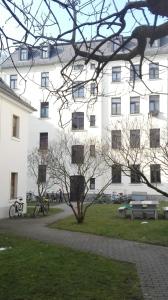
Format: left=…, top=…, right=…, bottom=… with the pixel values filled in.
left=0, top=204, right=168, bottom=300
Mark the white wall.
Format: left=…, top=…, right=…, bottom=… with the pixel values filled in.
left=0, top=93, right=30, bottom=218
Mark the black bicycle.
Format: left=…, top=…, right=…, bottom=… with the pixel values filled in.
left=33, top=197, right=49, bottom=217
left=9, top=197, right=24, bottom=218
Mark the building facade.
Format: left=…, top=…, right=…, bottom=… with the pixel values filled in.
left=1, top=37, right=168, bottom=197
left=0, top=78, right=35, bottom=218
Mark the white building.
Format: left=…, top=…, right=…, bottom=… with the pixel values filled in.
left=0, top=78, right=35, bottom=218
left=1, top=37, right=168, bottom=198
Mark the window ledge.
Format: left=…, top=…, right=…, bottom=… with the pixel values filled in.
left=149, top=78, right=160, bottom=81
left=71, top=129, right=87, bottom=132
left=111, top=81, right=121, bottom=84
left=130, top=113, right=141, bottom=116
left=111, top=114, right=122, bottom=117
left=11, top=136, right=20, bottom=142
left=38, top=117, right=50, bottom=120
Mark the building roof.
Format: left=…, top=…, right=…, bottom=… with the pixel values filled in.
left=0, top=78, right=36, bottom=112
left=1, top=36, right=168, bottom=69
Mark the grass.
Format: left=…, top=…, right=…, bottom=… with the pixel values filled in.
left=50, top=202, right=168, bottom=246
left=26, top=206, right=62, bottom=217
left=0, top=233, right=143, bottom=300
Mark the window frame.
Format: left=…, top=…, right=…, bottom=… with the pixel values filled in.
left=40, top=102, right=49, bottom=118
left=12, top=115, right=20, bottom=138
left=112, top=66, right=121, bottom=82
left=20, top=48, right=28, bottom=61
left=10, top=74, right=17, bottom=89
left=72, top=82, right=84, bottom=98
left=149, top=63, right=159, bottom=79
left=130, top=165, right=141, bottom=184
left=130, top=64, right=140, bottom=81
left=111, top=130, right=121, bottom=149
left=71, top=145, right=84, bottom=164
left=130, top=96, right=140, bottom=114
left=90, top=178, right=95, bottom=190
left=90, top=115, right=96, bottom=127
left=150, top=164, right=161, bottom=183
left=130, top=129, right=140, bottom=148
left=150, top=128, right=160, bottom=148
left=38, top=165, right=47, bottom=183
left=149, top=95, right=159, bottom=113
left=111, top=97, right=121, bottom=115
left=39, top=132, right=48, bottom=150
left=10, top=172, right=18, bottom=199
left=72, top=112, right=84, bottom=130
left=112, top=164, right=121, bottom=183
left=41, top=72, right=49, bottom=88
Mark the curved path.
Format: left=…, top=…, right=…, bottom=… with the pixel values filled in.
left=0, top=204, right=168, bottom=300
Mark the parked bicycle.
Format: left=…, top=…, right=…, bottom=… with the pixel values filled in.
left=9, top=197, right=24, bottom=218
left=33, top=197, right=49, bottom=217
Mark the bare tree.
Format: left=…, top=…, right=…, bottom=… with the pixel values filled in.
left=103, top=117, right=168, bottom=197
left=28, top=147, right=55, bottom=200
left=45, top=132, right=110, bottom=223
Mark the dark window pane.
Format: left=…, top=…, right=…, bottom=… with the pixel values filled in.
left=131, top=165, right=141, bottom=183
left=130, top=130, right=140, bottom=148
left=112, top=130, right=121, bottom=149
left=150, top=164, right=161, bottom=183
left=90, top=178, right=95, bottom=190
left=150, top=129, right=160, bottom=148
left=72, top=145, right=84, bottom=164
left=72, top=112, right=84, bottom=130
left=38, top=165, right=46, bottom=183
left=40, top=132, right=48, bottom=150
left=130, top=65, right=140, bottom=81
left=130, top=97, right=140, bottom=114
left=111, top=98, right=121, bottom=115
left=40, top=102, right=49, bottom=118
left=112, top=66, right=121, bottom=82
left=149, top=63, right=159, bottom=79
left=112, top=165, right=121, bottom=183
left=90, top=115, right=95, bottom=127
left=72, top=82, right=84, bottom=98
left=149, top=95, right=159, bottom=113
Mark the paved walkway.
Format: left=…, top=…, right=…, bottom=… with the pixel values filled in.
left=0, top=204, right=168, bottom=300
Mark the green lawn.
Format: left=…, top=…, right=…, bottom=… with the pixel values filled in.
left=26, top=206, right=62, bottom=217
left=0, top=234, right=142, bottom=300
left=50, top=203, right=168, bottom=246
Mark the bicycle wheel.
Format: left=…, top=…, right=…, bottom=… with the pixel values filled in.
left=43, top=203, right=49, bottom=216
left=33, top=205, right=40, bottom=217
left=9, top=205, right=16, bottom=218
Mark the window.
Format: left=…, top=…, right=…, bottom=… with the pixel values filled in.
left=130, top=130, right=140, bottom=148
left=112, top=66, right=121, bottom=82
left=150, top=164, right=161, bottom=183
left=112, top=37, right=122, bottom=52
left=40, top=102, right=49, bottom=118
left=20, top=48, right=28, bottom=60
left=90, top=145, right=95, bottom=157
left=111, top=130, right=121, bottom=149
left=130, top=97, right=140, bottom=114
left=10, top=172, right=18, bottom=199
left=40, top=132, right=48, bottom=150
left=149, top=95, right=159, bottom=114
left=38, top=165, right=46, bottom=183
left=90, top=82, right=96, bottom=95
left=131, top=165, right=141, bottom=183
left=41, top=72, right=49, bottom=87
left=149, top=63, right=159, bottom=79
left=112, top=164, right=121, bottom=183
left=73, top=64, right=83, bottom=70
left=90, top=63, right=96, bottom=69
left=111, top=97, right=121, bottom=115
left=90, top=115, right=96, bottom=127
left=10, top=75, right=17, bottom=89
left=72, top=112, right=84, bottom=130
left=12, top=115, right=20, bottom=138
left=72, top=82, right=84, bottom=98
left=72, top=145, right=84, bottom=164
left=130, top=64, right=140, bottom=81
left=150, top=129, right=160, bottom=148
left=90, top=178, right=95, bottom=190
left=41, top=46, right=49, bottom=59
